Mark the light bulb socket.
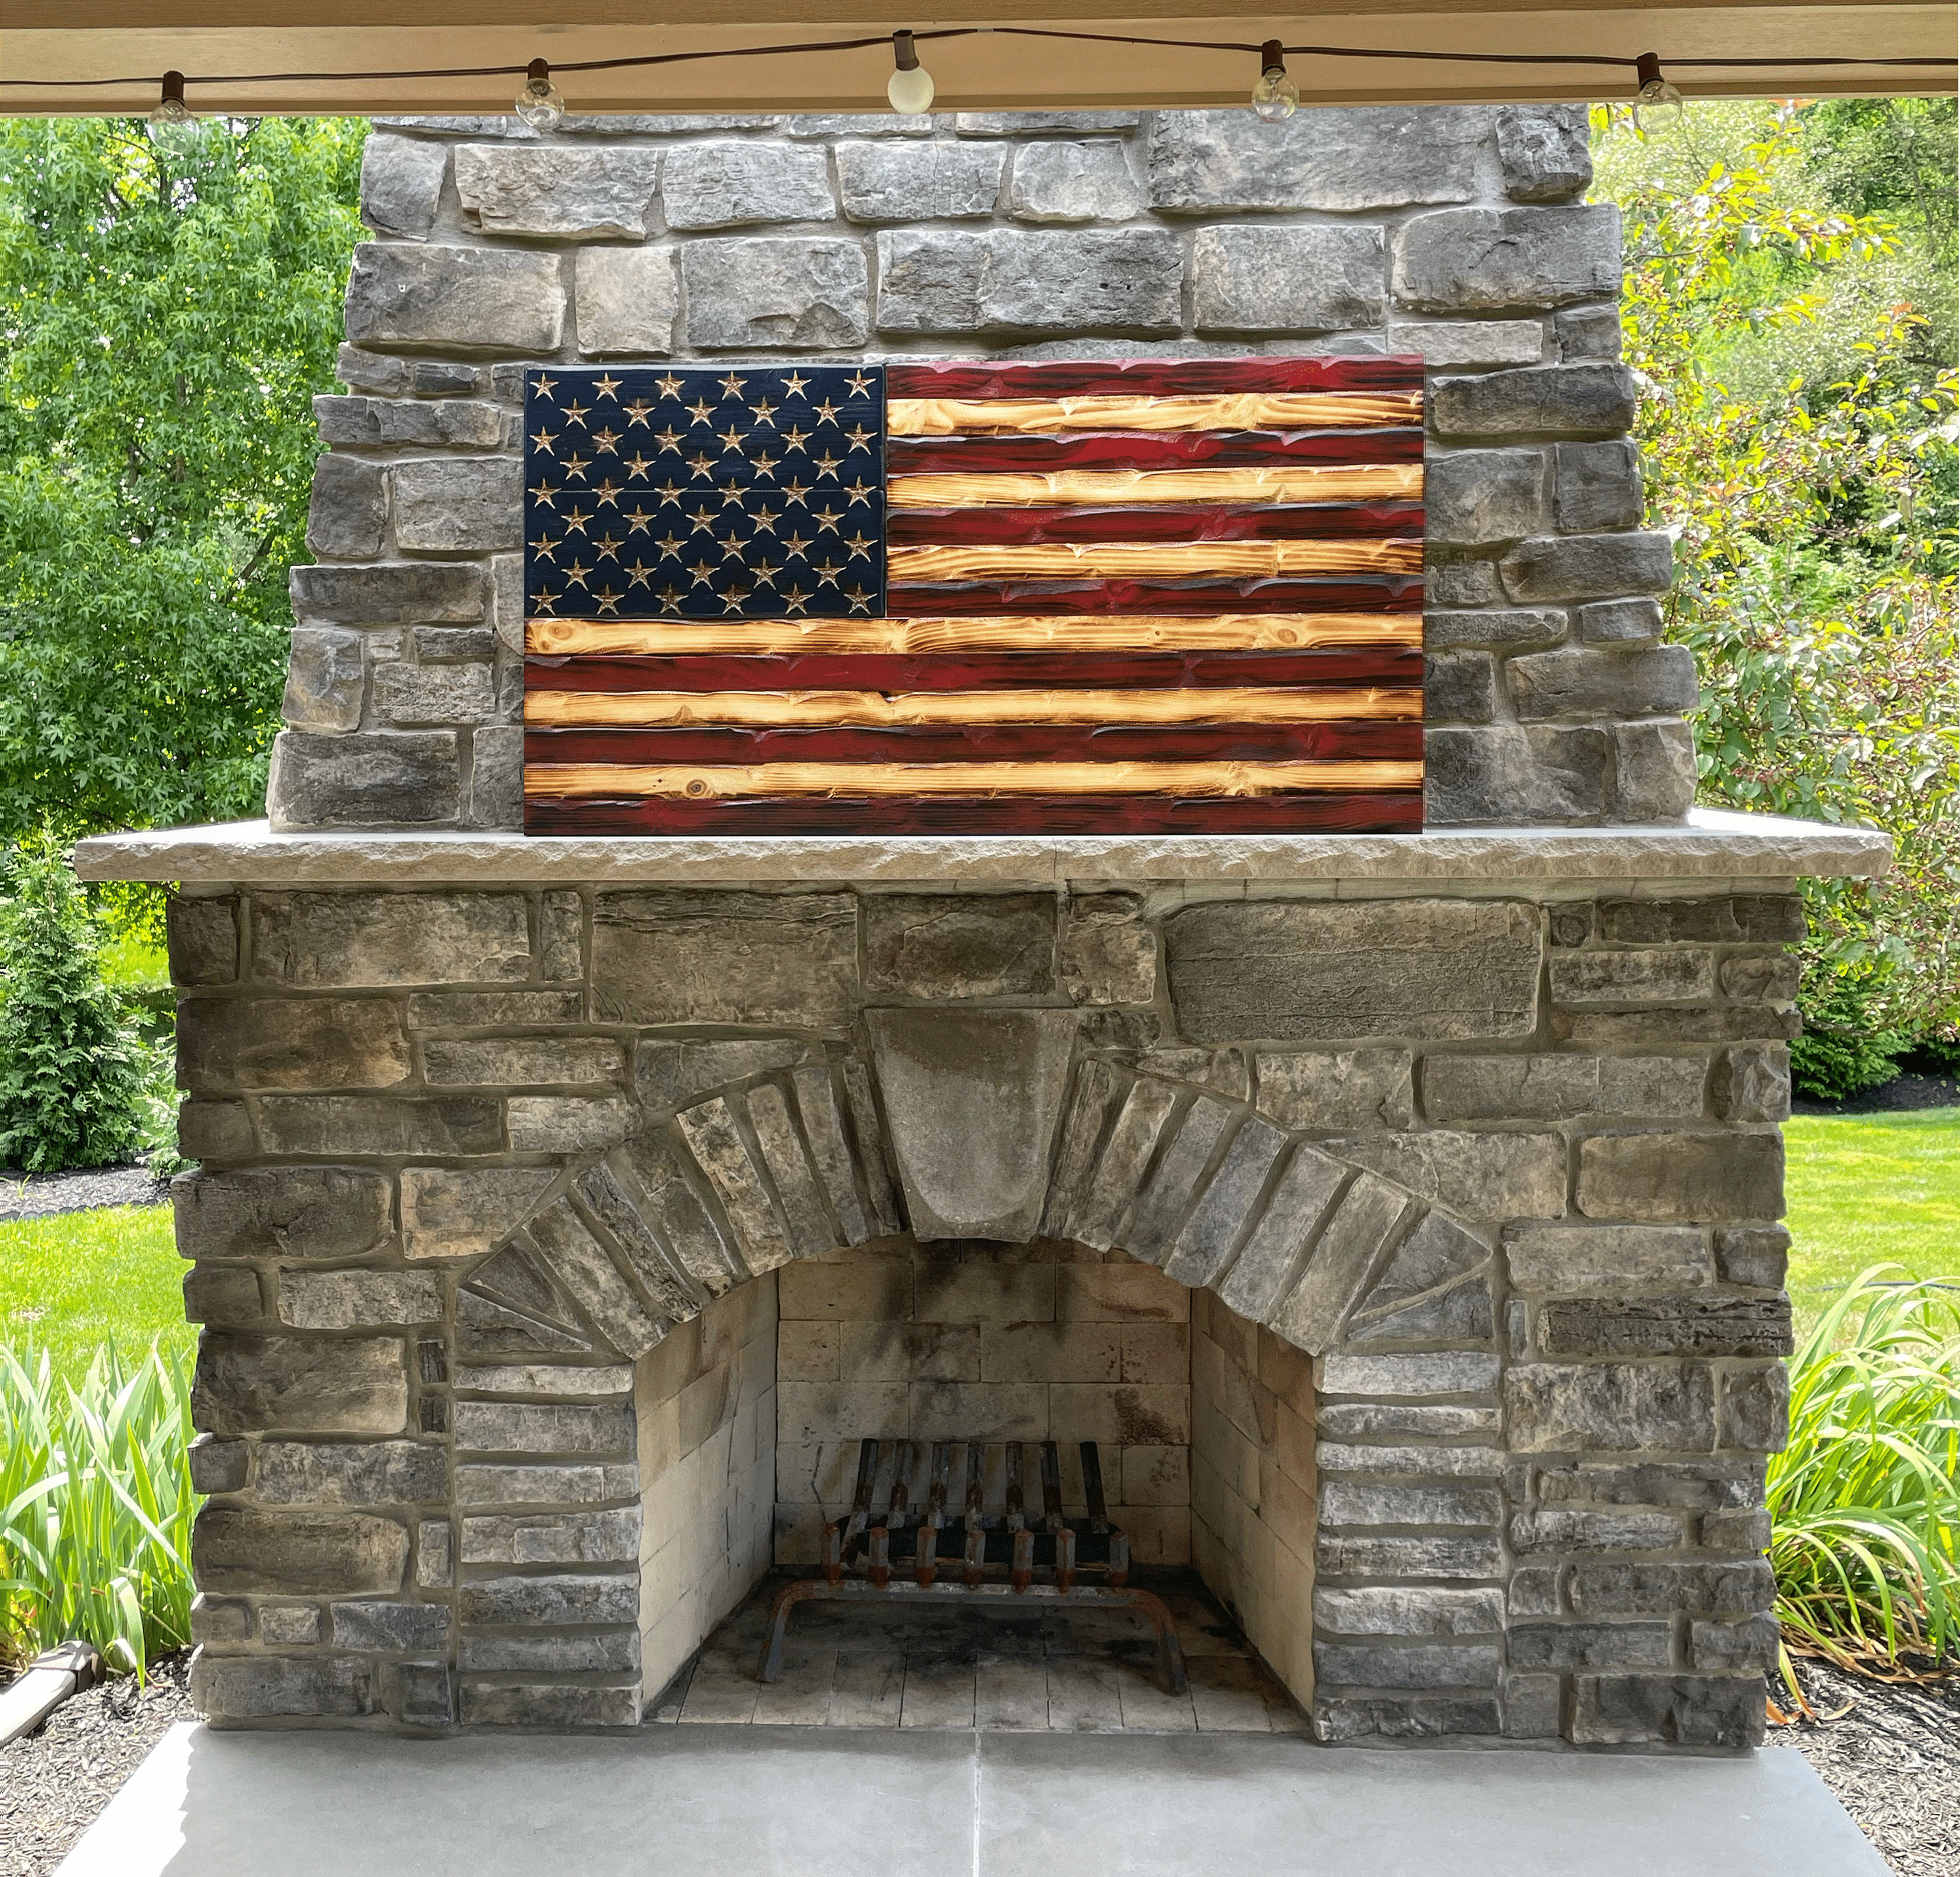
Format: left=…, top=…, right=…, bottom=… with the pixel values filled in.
left=893, top=31, right=921, bottom=73
left=1634, top=51, right=1664, bottom=93
left=161, top=70, right=188, bottom=112
left=526, top=57, right=552, bottom=91
left=1260, top=38, right=1286, bottom=79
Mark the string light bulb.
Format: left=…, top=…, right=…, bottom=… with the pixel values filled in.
left=1633, top=51, right=1684, bottom=111
left=887, top=31, right=934, bottom=114
left=146, top=70, right=207, bottom=150
left=515, top=57, right=566, bottom=130
left=1250, top=40, right=1298, bottom=121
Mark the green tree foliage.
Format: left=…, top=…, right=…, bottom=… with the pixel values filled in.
left=0, top=837, right=145, bottom=1171
left=1594, top=102, right=1960, bottom=1050
left=0, top=116, right=366, bottom=840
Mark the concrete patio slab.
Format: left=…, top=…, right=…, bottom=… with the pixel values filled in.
left=58, top=1721, right=1888, bottom=1877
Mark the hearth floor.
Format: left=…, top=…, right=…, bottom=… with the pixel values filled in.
left=653, top=1568, right=1307, bottom=1734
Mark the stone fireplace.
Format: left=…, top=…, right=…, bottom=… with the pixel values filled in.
left=75, top=99, right=1890, bottom=1751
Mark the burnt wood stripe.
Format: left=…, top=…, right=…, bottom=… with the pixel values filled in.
left=887, top=392, right=1423, bottom=437
left=524, top=722, right=1424, bottom=766
left=884, top=503, right=1424, bottom=547
left=525, top=648, right=1428, bottom=693
left=880, top=577, right=1422, bottom=616
left=886, top=358, right=1423, bottom=399
left=887, top=466, right=1421, bottom=510
left=886, top=539, right=1424, bottom=584
left=887, top=429, right=1425, bottom=474
left=524, top=791, right=1426, bottom=835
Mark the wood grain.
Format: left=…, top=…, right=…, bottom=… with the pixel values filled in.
left=886, top=539, right=1424, bottom=584
left=524, top=758, right=1423, bottom=800
left=882, top=577, right=1422, bottom=617
left=525, top=614, right=1422, bottom=657
left=886, top=465, right=1422, bottom=508
left=887, top=392, right=1424, bottom=437
left=886, top=358, right=1423, bottom=399
left=523, top=792, right=1425, bottom=836
left=525, top=685, right=1422, bottom=728
left=886, top=502, right=1423, bottom=547
left=887, top=429, right=1422, bottom=474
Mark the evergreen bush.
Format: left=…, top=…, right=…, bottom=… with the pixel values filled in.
left=1789, top=972, right=1909, bottom=1102
left=0, top=837, right=145, bottom=1171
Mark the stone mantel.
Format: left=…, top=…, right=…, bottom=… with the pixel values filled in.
left=76, top=808, right=1889, bottom=889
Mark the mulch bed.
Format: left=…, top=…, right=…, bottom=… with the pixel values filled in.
left=1773, top=1655, right=1960, bottom=1877
left=0, top=1162, right=169, bottom=1224
left=0, top=1651, right=194, bottom=1876
left=1791, top=1065, right=1960, bottom=1116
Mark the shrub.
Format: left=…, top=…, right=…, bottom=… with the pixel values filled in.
left=0, top=1341, right=200, bottom=1674
left=1790, top=971, right=1909, bottom=1101
left=1768, top=1268, right=1959, bottom=1691
left=0, top=837, right=146, bottom=1171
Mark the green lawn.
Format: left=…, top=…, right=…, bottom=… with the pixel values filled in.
left=1785, top=1107, right=1960, bottom=1329
left=0, top=1203, right=190, bottom=1384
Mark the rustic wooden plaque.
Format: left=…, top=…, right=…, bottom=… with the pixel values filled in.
left=521, top=356, right=1424, bottom=834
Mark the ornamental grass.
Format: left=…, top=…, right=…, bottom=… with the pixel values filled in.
left=0, top=1341, right=199, bottom=1676
left=1770, top=1267, right=1960, bottom=1700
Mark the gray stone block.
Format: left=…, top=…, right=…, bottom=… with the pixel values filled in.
left=254, top=890, right=529, bottom=986
left=454, top=145, right=661, bottom=239
left=868, top=1008, right=1076, bottom=1242
left=1554, top=439, right=1644, bottom=532
left=1720, top=1364, right=1790, bottom=1451
left=1495, top=106, right=1593, bottom=201
left=345, top=243, right=566, bottom=353
left=1148, top=106, right=1484, bottom=213
left=1714, top=1044, right=1791, bottom=1123
left=257, top=1095, right=501, bottom=1156
left=452, top=1399, right=634, bottom=1456
left=876, top=228, right=1182, bottom=335
left=1329, top=1129, right=1566, bottom=1220
left=1426, top=721, right=1607, bottom=824
left=1537, top=1458, right=1763, bottom=1510
left=455, top=1571, right=637, bottom=1626
left=1691, top=1614, right=1780, bottom=1672
left=1425, top=561, right=1503, bottom=606
left=1424, top=449, right=1546, bottom=547
left=179, top=1268, right=259, bottom=1334
left=1313, top=1642, right=1502, bottom=1690
left=194, top=1333, right=409, bottom=1437
left=1503, top=533, right=1677, bottom=607
left=1505, top=1222, right=1710, bottom=1292
left=661, top=142, right=834, bottom=227
left=1256, top=1049, right=1414, bottom=1132
left=1165, top=898, right=1541, bottom=1042
left=467, top=723, right=524, bottom=828
left=1425, top=1053, right=1705, bottom=1123
left=194, top=1506, right=408, bottom=1594
left=1313, top=1586, right=1504, bottom=1636
left=459, top=1506, right=641, bottom=1566
left=409, top=988, right=582, bottom=1028
left=1424, top=608, right=1564, bottom=652
left=864, top=891, right=1056, bottom=999
left=281, top=627, right=366, bottom=733
left=306, top=455, right=387, bottom=560
left=635, top=1039, right=805, bottom=1111
left=392, top=457, right=523, bottom=553
left=1578, top=597, right=1664, bottom=646
left=1191, top=225, right=1385, bottom=333
left=1315, top=1441, right=1505, bottom=1477
left=1571, top=1673, right=1764, bottom=1749
left=178, top=996, right=409, bottom=1092
left=1578, top=1132, right=1784, bottom=1223
left=1059, top=894, right=1157, bottom=1005
left=1269, top=1171, right=1411, bottom=1352
left=1321, top=1482, right=1501, bottom=1527
left=1549, top=947, right=1716, bottom=1005
left=1394, top=207, right=1619, bottom=312
left=189, top=1594, right=250, bottom=1642
left=682, top=237, right=869, bottom=349
left=373, top=659, right=498, bottom=727
left=594, top=890, right=857, bottom=1027
left=1316, top=1534, right=1505, bottom=1580
left=455, top=1462, right=637, bottom=1506
left=1318, top=1403, right=1501, bottom=1438
left=1505, top=1361, right=1717, bottom=1452
left=958, top=111, right=1139, bottom=135
left=1319, top=1350, right=1501, bottom=1397
left=1601, top=896, right=1807, bottom=946
left=575, top=246, right=679, bottom=356
left=1557, top=304, right=1623, bottom=360
left=1540, top=1295, right=1792, bottom=1358
left=1387, top=322, right=1544, bottom=368
left=1424, top=651, right=1497, bottom=724
left=291, top=560, right=483, bottom=623
left=1555, top=1007, right=1801, bottom=1046
left=188, top=1433, right=250, bottom=1493
left=1430, top=362, right=1637, bottom=440
left=313, top=395, right=505, bottom=450
left=175, top=1166, right=392, bottom=1262
left=192, top=1654, right=374, bottom=1720
left=784, top=114, right=934, bottom=138
left=1701, top=1508, right=1774, bottom=1553
left=838, top=140, right=1005, bottom=221
left=267, top=730, right=460, bottom=829
left=254, top=1439, right=448, bottom=1506
left=457, top=1631, right=639, bottom=1674
left=1512, top=646, right=1696, bottom=725
left=1506, top=1621, right=1673, bottom=1669
left=176, top=1100, right=253, bottom=1160
left=280, top=1270, right=443, bottom=1330
left=1714, top=1224, right=1790, bottom=1289
left=1008, top=141, right=1143, bottom=223
left=167, top=896, right=238, bottom=988
left=359, top=134, right=449, bottom=240
left=332, top=1600, right=451, bottom=1651
left=424, top=1036, right=622, bottom=1086
left=508, top=1095, right=632, bottom=1154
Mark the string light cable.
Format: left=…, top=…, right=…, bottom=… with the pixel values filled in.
left=2, top=27, right=1947, bottom=115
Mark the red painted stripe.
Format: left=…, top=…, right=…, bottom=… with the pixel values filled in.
left=887, top=428, right=1424, bottom=474
left=525, top=723, right=1422, bottom=766
left=882, top=577, right=1422, bottom=616
left=525, top=648, right=1426, bottom=694
left=525, top=792, right=1426, bottom=836
left=886, top=504, right=1423, bottom=548
left=885, top=359, right=1424, bottom=399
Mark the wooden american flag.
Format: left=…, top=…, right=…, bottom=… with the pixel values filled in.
left=522, top=356, right=1424, bottom=834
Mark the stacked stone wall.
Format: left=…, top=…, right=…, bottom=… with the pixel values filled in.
left=278, top=102, right=1692, bottom=833
left=175, top=878, right=1791, bottom=1743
